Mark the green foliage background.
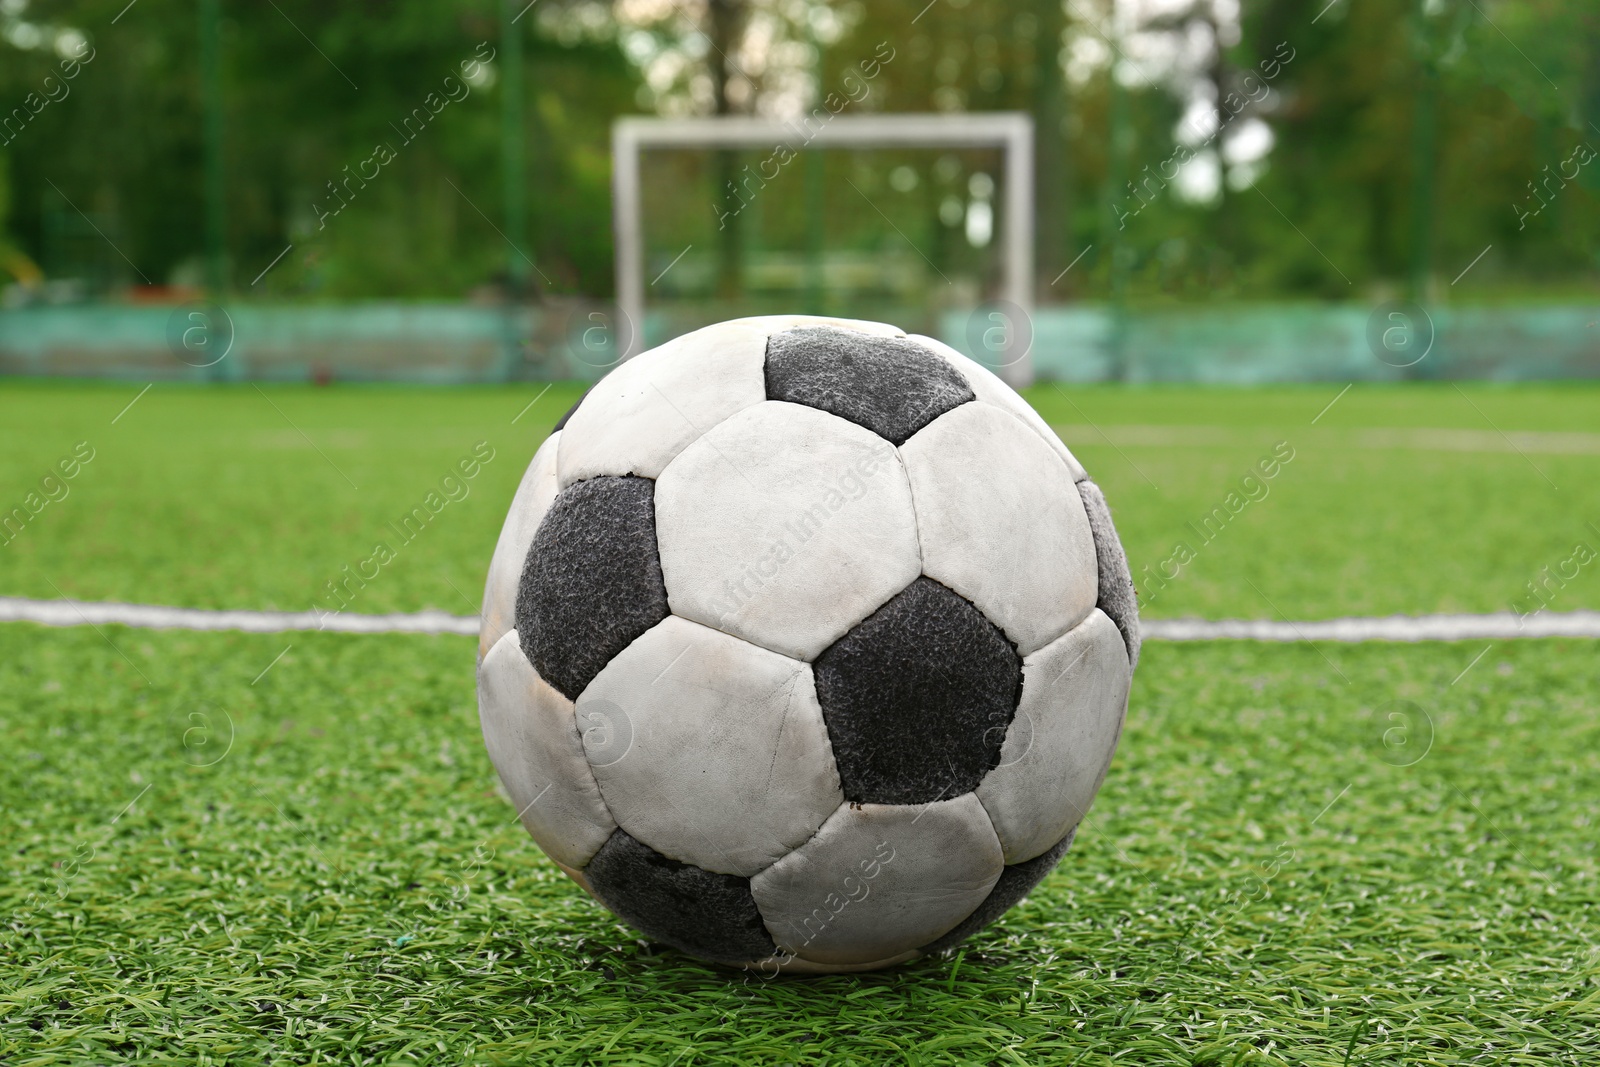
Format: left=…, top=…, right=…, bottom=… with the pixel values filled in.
left=0, top=0, right=1597, bottom=302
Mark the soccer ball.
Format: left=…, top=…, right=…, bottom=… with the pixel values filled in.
left=477, top=316, right=1138, bottom=974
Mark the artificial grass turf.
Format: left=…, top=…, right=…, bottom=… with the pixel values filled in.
left=2, top=381, right=1598, bottom=622
left=3, top=626, right=1595, bottom=1064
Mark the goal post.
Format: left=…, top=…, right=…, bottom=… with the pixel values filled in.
left=612, top=112, right=1035, bottom=386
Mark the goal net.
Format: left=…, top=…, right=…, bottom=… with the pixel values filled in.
left=610, top=113, right=1036, bottom=387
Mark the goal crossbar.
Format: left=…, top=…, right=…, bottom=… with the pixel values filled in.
left=612, top=112, right=1034, bottom=384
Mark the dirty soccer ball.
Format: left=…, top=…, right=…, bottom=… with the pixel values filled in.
left=477, top=315, right=1139, bottom=974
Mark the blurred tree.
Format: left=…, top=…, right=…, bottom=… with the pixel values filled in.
left=1031, top=0, right=1072, bottom=297
left=0, top=0, right=641, bottom=298
left=0, top=152, right=44, bottom=286
left=707, top=0, right=749, bottom=298
left=0, top=0, right=1594, bottom=304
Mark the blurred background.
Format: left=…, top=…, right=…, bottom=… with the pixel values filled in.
left=1, top=0, right=1598, bottom=382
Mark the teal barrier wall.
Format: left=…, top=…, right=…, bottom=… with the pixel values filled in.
left=945, top=305, right=1600, bottom=382
left=3, top=302, right=1597, bottom=382
left=0, top=304, right=552, bottom=382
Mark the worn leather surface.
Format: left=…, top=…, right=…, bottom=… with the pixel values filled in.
left=558, top=320, right=769, bottom=486
left=764, top=326, right=975, bottom=446
left=655, top=401, right=921, bottom=661
left=479, top=431, right=561, bottom=663
left=813, top=576, right=1021, bottom=805
left=584, top=828, right=778, bottom=965
left=901, top=401, right=1100, bottom=656
left=516, top=475, right=670, bottom=701
left=908, top=333, right=1089, bottom=482
left=580, top=615, right=843, bottom=877
left=1078, top=479, right=1143, bottom=669
left=919, top=827, right=1079, bottom=955
left=975, top=609, right=1131, bottom=864
left=477, top=630, right=616, bottom=869
left=751, top=794, right=1004, bottom=966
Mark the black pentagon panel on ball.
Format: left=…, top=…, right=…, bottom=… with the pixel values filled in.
left=814, top=576, right=1022, bottom=805
left=1077, top=480, right=1142, bottom=670
left=516, top=475, right=670, bottom=701
left=919, top=828, right=1077, bottom=956
left=764, top=326, right=976, bottom=445
left=584, top=829, right=778, bottom=965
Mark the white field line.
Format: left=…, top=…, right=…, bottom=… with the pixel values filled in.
left=1145, top=612, right=1600, bottom=642
left=1049, top=424, right=1600, bottom=456
left=0, top=597, right=478, bottom=636
left=1, top=596, right=1597, bottom=642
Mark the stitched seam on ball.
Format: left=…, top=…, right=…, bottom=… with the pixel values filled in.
left=763, top=663, right=846, bottom=849
left=559, top=654, right=624, bottom=856
left=746, top=796, right=843, bottom=883
left=689, top=403, right=919, bottom=662
left=555, top=422, right=581, bottom=489
left=909, top=400, right=1080, bottom=660
left=556, top=675, right=620, bottom=867
left=890, top=442, right=927, bottom=582
left=796, top=662, right=847, bottom=823
left=546, top=428, right=563, bottom=484
left=1043, top=476, right=1110, bottom=654
left=576, top=734, right=628, bottom=859
left=654, top=395, right=770, bottom=482
left=987, top=401, right=1079, bottom=482
left=906, top=335, right=1084, bottom=479
left=662, top=608, right=769, bottom=659
left=967, top=787, right=1014, bottom=864
left=485, top=628, right=616, bottom=868
left=1010, top=608, right=1110, bottom=865
left=1077, top=478, right=1139, bottom=670
left=481, top=431, right=562, bottom=666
